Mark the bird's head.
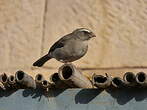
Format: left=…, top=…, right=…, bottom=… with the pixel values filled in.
left=72, top=28, right=96, bottom=41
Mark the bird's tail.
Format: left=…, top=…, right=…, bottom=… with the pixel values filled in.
left=33, top=54, right=51, bottom=67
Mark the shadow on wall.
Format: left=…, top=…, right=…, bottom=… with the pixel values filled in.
left=106, top=88, right=147, bottom=105
left=0, top=88, right=147, bottom=105
left=74, top=89, right=103, bottom=104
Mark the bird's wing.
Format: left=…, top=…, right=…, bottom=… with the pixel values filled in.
left=49, top=41, right=64, bottom=53
left=49, top=33, right=73, bottom=53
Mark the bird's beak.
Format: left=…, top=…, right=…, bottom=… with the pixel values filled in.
left=90, top=32, right=96, bottom=38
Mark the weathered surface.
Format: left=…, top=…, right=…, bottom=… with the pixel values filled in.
left=0, top=0, right=147, bottom=77
left=41, top=0, right=147, bottom=67
left=42, top=0, right=103, bottom=68
left=0, top=0, right=45, bottom=70
left=42, top=0, right=147, bottom=68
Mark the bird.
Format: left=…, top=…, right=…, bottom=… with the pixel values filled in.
left=33, top=28, right=96, bottom=67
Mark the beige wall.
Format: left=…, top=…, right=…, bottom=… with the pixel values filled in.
left=0, top=0, right=147, bottom=78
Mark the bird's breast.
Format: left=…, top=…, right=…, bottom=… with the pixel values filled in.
left=53, top=40, right=88, bottom=62
left=66, top=41, right=88, bottom=60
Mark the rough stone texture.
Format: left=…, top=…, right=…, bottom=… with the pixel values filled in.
left=0, top=0, right=45, bottom=70
left=0, top=0, right=147, bottom=78
left=42, top=0, right=103, bottom=68
left=42, top=0, right=147, bottom=69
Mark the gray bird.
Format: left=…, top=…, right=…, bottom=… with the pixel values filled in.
left=33, top=28, right=96, bottom=67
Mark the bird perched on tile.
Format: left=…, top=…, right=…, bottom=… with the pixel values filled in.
left=33, top=28, right=96, bottom=67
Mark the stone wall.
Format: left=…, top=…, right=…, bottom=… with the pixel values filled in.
left=0, top=0, right=147, bottom=78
